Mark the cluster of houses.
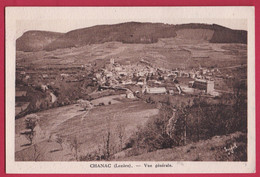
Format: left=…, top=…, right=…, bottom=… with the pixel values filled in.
left=93, top=58, right=220, bottom=97
left=16, top=57, right=222, bottom=105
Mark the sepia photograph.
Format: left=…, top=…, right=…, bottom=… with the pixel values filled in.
left=5, top=7, right=255, bottom=173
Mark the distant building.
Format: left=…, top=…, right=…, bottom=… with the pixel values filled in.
left=182, top=72, right=189, bottom=77
left=145, top=87, right=167, bottom=94
left=193, top=79, right=214, bottom=94
left=126, top=90, right=135, bottom=99
left=61, top=73, right=70, bottom=77
left=42, top=74, right=48, bottom=79
left=168, top=90, right=174, bottom=95
left=105, top=72, right=113, bottom=78
left=137, top=81, right=144, bottom=86
left=24, top=75, right=30, bottom=80
left=41, top=85, right=48, bottom=92
left=110, top=58, right=115, bottom=64
left=188, top=81, right=195, bottom=88
left=189, top=73, right=196, bottom=79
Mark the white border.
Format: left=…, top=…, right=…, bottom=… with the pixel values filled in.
left=5, top=7, right=255, bottom=174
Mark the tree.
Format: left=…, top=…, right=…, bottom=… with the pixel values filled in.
left=69, top=136, right=81, bottom=161
left=103, top=116, right=112, bottom=160
left=21, top=114, right=39, bottom=145
left=33, top=144, right=42, bottom=161
left=55, top=134, right=64, bottom=151
left=116, top=123, right=125, bottom=151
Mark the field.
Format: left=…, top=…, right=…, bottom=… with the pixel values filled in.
left=15, top=98, right=159, bottom=161
left=16, top=38, right=247, bottom=70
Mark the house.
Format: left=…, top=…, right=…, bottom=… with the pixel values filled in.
left=122, top=80, right=133, bottom=85
left=193, top=79, right=214, bottom=94
left=182, top=72, right=189, bottom=77
left=105, top=72, right=113, bottom=78
left=137, top=81, right=144, bottom=86
left=24, top=75, right=30, bottom=80
left=188, top=81, right=195, bottom=88
left=126, top=90, right=135, bottom=99
left=145, top=87, right=167, bottom=94
left=61, top=73, right=70, bottom=78
left=42, top=74, right=48, bottom=79
left=189, top=73, right=196, bottom=79
left=168, top=90, right=174, bottom=95
left=50, top=92, right=57, bottom=103
left=95, top=73, right=102, bottom=79
left=110, top=58, right=115, bottom=64
left=41, top=85, right=48, bottom=92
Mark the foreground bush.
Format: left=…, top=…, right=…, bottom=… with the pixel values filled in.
left=126, top=93, right=247, bottom=156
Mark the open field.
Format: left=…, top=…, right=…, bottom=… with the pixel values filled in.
left=15, top=98, right=159, bottom=161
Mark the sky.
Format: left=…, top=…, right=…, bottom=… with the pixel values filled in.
left=12, top=7, right=249, bottom=38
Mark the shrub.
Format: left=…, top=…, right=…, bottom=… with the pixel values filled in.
left=127, top=92, right=247, bottom=156
left=21, top=114, right=39, bottom=145
left=128, top=106, right=174, bottom=154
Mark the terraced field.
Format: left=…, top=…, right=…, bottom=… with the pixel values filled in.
left=17, top=37, right=247, bottom=71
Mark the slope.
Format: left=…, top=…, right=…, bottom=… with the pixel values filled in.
left=16, top=30, right=64, bottom=52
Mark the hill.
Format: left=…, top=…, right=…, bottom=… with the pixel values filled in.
left=16, top=31, right=64, bottom=52
left=175, top=23, right=247, bottom=43
left=116, top=132, right=247, bottom=161
left=17, top=22, right=247, bottom=52
left=44, top=22, right=177, bottom=51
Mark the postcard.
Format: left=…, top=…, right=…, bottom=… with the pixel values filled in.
left=5, top=6, right=255, bottom=173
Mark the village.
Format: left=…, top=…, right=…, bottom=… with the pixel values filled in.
left=15, top=56, right=232, bottom=117
left=91, top=58, right=221, bottom=99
